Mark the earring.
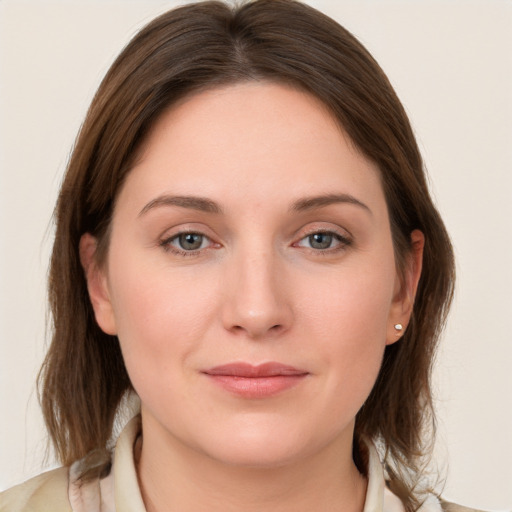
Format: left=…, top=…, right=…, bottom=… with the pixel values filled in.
left=394, top=323, right=403, bottom=333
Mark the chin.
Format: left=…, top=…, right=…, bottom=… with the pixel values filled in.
left=206, top=441, right=307, bottom=469
left=195, top=421, right=335, bottom=470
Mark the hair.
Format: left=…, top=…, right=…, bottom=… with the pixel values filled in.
left=39, top=1, right=455, bottom=510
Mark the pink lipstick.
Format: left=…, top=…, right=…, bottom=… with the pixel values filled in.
left=203, top=362, right=308, bottom=398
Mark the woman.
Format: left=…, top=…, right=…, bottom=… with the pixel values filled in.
left=0, top=0, right=475, bottom=510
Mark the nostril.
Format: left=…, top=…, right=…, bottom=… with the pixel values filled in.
left=270, top=324, right=283, bottom=332
left=229, top=323, right=284, bottom=338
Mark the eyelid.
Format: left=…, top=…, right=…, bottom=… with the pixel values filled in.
left=296, top=231, right=349, bottom=247
left=294, top=222, right=352, bottom=241
left=169, top=232, right=210, bottom=249
left=292, top=224, right=353, bottom=253
left=158, top=226, right=221, bottom=256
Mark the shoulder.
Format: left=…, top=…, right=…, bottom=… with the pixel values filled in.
left=384, top=485, right=489, bottom=512
left=440, top=499, right=489, bottom=512
left=0, top=466, right=71, bottom=512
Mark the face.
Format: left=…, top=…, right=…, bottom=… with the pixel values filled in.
left=83, top=82, right=419, bottom=469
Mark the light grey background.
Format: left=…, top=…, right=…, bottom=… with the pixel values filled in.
left=0, top=1, right=511, bottom=509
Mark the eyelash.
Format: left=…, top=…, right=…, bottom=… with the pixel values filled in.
left=293, top=229, right=352, bottom=255
left=159, top=231, right=215, bottom=257
left=159, top=229, right=352, bottom=257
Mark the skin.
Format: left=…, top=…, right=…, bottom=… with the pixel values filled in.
left=81, top=82, right=423, bottom=512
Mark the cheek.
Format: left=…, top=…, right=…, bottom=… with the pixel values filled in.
left=295, top=261, right=395, bottom=405
left=299, top=261, right=395, bottom=343
left=106, top=252, right=218, bottom=382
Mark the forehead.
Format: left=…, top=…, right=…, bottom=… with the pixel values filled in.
left=118, top=82, right=385, bottom=216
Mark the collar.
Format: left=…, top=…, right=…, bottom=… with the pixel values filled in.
left=70, top=415, right=442, bottom=512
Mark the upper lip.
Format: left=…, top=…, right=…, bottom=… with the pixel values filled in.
left=203, top=362, right=308, bottom=377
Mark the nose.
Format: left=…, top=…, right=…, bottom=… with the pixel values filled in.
left=221, top=248, right=293, bottom=340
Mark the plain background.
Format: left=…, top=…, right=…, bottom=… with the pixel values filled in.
left=0, top=0, right=511, bottom=509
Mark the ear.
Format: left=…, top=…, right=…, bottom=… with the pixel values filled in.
left=386, top=229, right=424, bottom=345
left=79, top=233, right=117, bottom=335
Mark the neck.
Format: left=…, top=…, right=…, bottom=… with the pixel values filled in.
left=136, top=416, right=367, bottom=512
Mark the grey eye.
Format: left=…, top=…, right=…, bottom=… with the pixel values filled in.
left=308, top=233, right=333, bottom=249
left=177, top=233, right=204, bottom=250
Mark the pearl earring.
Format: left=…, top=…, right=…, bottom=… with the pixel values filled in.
left=394, top=323, right=403, bottom=332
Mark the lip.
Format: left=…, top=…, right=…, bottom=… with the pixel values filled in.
left=202, top=362, right=309, bottom=398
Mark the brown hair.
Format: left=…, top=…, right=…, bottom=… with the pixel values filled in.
left=39, top=1, right=455, bottom=509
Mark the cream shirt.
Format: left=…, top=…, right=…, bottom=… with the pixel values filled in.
left=1, top=416, right=444, bottom=512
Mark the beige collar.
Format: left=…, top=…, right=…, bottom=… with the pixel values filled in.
left=70, top=415, right=442, bottom=512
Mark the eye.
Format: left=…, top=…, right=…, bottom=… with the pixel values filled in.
left=295, top=231, right=350, bottom=251
left=175, top=233, right=206, bottom=250
left=161, top=232, right=212, bottom=253
left=305, top=232, right=334, bottom=250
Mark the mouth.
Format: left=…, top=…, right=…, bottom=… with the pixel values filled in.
left=202, top=362, right=309, bottom=398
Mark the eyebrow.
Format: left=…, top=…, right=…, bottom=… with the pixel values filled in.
left=138, top=192, right=371, bottom=217
left=138, top=195, right=223, bottom=216
left=290, top=193, right=372, bottom=215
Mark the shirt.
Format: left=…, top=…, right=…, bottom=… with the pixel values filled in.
left=0, top=415, right=446, bottom=512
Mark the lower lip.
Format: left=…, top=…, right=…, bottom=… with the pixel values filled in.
left=205, top=374, right=307, bottom=398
